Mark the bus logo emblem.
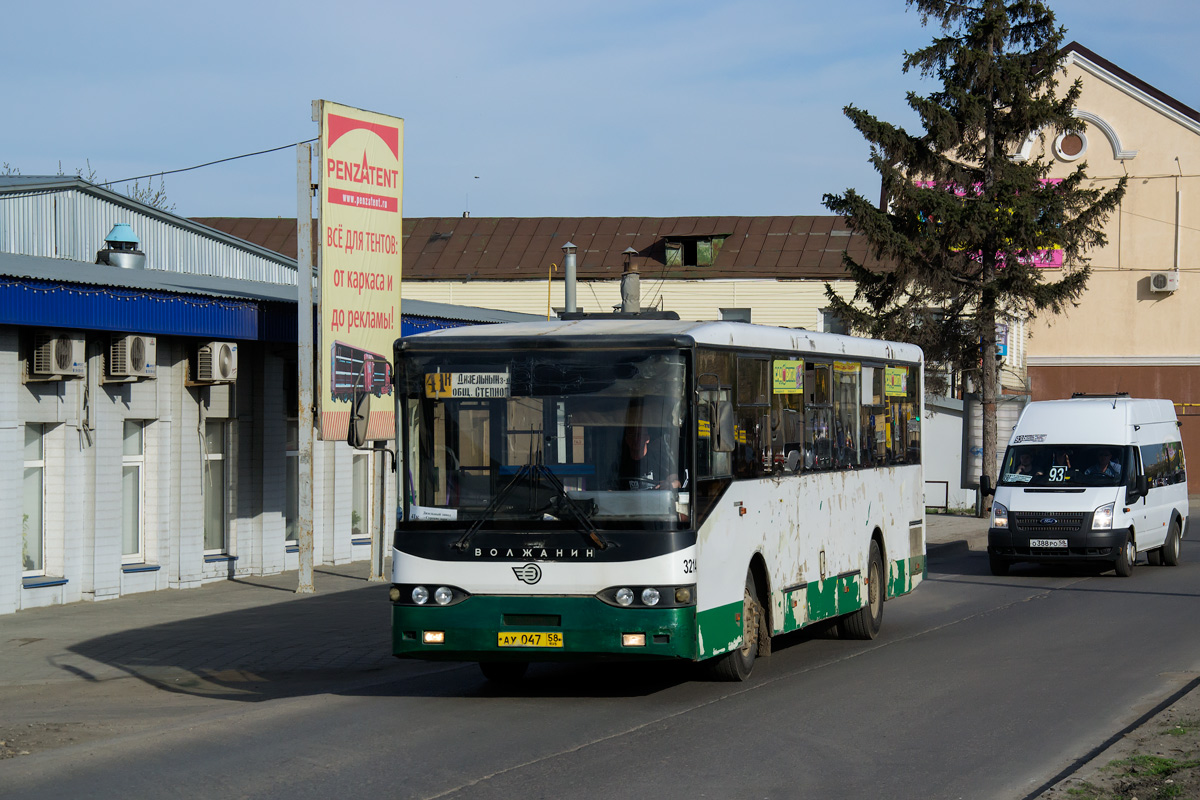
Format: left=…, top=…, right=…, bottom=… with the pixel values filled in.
left=513, top=564, right=542, bottom=585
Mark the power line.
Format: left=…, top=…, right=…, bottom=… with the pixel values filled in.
left=100, top=139, right=319, bottom=187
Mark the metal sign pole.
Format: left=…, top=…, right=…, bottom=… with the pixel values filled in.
left=296, top=142, right=316, bottom=594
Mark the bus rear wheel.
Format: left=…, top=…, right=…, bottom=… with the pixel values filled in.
left=707, top=570, right=761, bottom=682
left=838, top=540, right=884, bottom=640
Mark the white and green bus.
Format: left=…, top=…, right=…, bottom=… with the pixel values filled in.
left=389, top=316, right=926, bottom=682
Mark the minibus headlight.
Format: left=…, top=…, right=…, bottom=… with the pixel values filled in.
left=1092, top=503, right=1115, bottom=530
left=991, top=502, right=1008, bottom=530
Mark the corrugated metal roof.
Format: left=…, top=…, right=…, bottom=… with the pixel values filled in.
left=0, top=177, right=298, bottom=284
left=194, top=215, right=885, bottom=283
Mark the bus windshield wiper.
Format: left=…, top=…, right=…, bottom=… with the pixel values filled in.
left=453, top=459, right=611, bottom=552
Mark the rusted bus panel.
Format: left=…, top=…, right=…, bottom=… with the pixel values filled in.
left=694, top=466, right=923, bottom=657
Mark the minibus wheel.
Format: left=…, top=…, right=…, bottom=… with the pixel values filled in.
left=988, top=552, right=1010, bottom=576
left=1114, top=535, right=1136, bottom=577
left=1163, top=520, right=1182, bottom=567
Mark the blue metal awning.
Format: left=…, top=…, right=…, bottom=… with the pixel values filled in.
left=0, top=277, right=264, bottom=340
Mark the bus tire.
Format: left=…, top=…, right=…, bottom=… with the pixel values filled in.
left=838, top=540, right=883, bottom=640
left=1114, top=535, right=1136, bottom=577
left=707, top=570, right=761, bottom=682
left=1163, top=519, right=1182, bottom=567
left=479, top=661, right=529, bottom=685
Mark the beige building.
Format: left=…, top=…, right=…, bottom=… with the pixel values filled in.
left=1023, top=43, right=1200, bottom=455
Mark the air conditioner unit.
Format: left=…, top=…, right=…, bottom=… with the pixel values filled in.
left=1150, top=271, right=1179, bottom=293
left=110, top=334, right=157, bottom=377
left=197, top=341, right=237, bottom=383
left=32, top=331, right=86, bottom=377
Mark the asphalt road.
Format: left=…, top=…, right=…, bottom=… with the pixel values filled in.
left=3, top=536, right=1199, bottom=800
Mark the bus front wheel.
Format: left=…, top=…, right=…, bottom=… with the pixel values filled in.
left=707, top=570, right=761, bottom=682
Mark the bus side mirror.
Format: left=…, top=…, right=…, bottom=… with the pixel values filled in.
left=980, top=474, right=994, bottom=497
left=348, top=388, right=370, bottom=449
left=713, top=402, right=735, bottom=453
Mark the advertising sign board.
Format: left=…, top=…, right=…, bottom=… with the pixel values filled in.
left=318, top=100, right=404, bottom=440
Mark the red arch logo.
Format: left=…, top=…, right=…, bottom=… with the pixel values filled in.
left=327, top=114, right=400, bottom=159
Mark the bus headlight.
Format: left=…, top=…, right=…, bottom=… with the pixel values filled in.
left=388, top=586, right=402, bottom=602
left=615, top=588, right=634, bottom=606
left=641, top=588, right=661, bottom=606
left=434, top=586, right=454, bottom=606
left=412, top=586, right=429, bottom=605
left=991, top=502, right=1008, bottom=530
left=1092, top=503, right=1115, bottom=530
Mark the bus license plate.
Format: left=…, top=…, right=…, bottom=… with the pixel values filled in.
left=1030, top=538, right=1067, bottom=548
left=498, top=631, right=563, bottom=648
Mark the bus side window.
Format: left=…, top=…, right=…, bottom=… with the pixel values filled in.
left=805, top=362, right=833, bottom=470
left=832, top=361, right=861, bottom=469
left=860, top=366, right=887, bottom=466
left=735, top=357, right=770, bottom=477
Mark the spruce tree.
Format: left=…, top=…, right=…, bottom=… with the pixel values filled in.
left=823, top=0, right=1125, bottom=492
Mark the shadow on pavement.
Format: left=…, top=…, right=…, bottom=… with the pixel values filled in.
left=65, top=582, right=692, bottom=702
left=66, top=583, right=404, bottom=702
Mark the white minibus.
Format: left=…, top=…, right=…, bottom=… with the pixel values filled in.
left=987, top=394, right=1187, bottom=576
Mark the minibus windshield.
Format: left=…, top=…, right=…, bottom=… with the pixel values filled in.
left=999, top=444, right=1133, bottom=488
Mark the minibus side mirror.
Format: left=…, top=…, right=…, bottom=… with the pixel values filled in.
left=1126, top=474, right=1149, bottom=504
left=980, top=474, right=994, bottom=497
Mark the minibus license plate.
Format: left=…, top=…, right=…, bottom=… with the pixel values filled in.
left=498, top=631, right=563, bottom=648
left=1030, top=538, right=1067, bottom=548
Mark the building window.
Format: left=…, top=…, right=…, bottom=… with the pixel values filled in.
left=203, top=420, right=228, bottom=553
left=820, top=309, right=848, bottom=335
left=1053, top=131, right=1087, bottom=162
left=122, top=421, right=145, bottom=563
left=22, top=424, right=45, bottom=575
left=285, top=419, right=298, bottom=543
left=664, top=236, right=725, bottom=267
left=351, top=452, right=370, bottom=538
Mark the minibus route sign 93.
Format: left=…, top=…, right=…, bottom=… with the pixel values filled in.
left=424, top=372, right=510, bottom=400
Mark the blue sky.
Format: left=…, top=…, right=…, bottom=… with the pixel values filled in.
left=5, top=0, right=1196, bottom=219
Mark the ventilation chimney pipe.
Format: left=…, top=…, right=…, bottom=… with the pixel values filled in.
left=96, top=223, right=146, bottom=269
left=561, top=241, right=577, bottom=315
left=620, top=247, right=640, bottom=313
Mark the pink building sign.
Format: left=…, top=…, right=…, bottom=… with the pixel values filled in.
left=914, top=180, right=1064, bottom=269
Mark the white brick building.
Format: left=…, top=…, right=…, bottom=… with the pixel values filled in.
left=0, top=176, right=533, bottom=614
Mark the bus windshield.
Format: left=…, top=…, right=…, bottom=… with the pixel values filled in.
left=399, top=348, right=689, bottom=528
left=999, top=444, right=1133, bottom=488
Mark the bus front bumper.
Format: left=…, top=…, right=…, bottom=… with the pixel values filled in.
left=392, top=594, right=698, bottom=662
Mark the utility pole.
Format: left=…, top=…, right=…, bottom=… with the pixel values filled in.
left=296, top=142, right=315, bottom=594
